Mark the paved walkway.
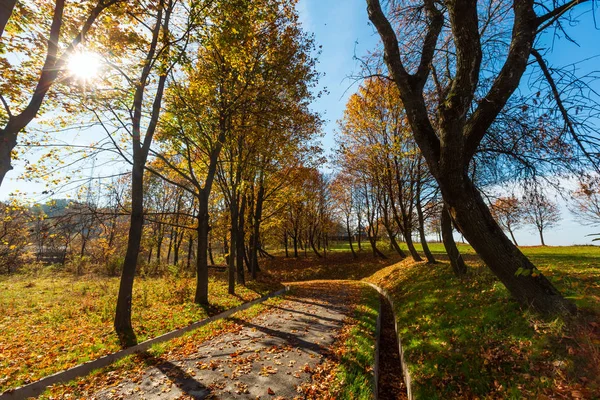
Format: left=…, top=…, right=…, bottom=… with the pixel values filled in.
left=93, top=281, right=360, bottom=400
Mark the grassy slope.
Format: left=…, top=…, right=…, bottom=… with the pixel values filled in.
left=365, top=246, right=600, bottom=399
left=0, top=271, right=280, bottom=392
left=331, top=284, right=379, bottom=399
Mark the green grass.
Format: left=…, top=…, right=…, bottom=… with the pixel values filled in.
left=365, top=251, right=600, bottom=399
left=0, top=270, right=280, bottom=393
left=329, top=284, right=379, bottom=399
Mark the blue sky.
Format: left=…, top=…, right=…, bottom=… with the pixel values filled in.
left=2, top=1, right=599, bottom=245
left=296, top=0, right=600, bottom=246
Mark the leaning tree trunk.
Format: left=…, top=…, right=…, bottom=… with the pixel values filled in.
left=442, top=176, right=575, bottom=314
left=507, top=226, right=519, bottom=247
left=403, top=226, right=422, bottom=262
left=441, top=204, right=467, bottom=277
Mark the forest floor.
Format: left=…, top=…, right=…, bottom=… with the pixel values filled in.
left=39, top=281, right=379, bottom=399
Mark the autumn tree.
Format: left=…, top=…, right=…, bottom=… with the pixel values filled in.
left=0, top=199, right=30, bottom=273
left=523, top=188, right=561, bottom=246
left=365, top=0, right=592, bottom=314
left=490, top=196, right=524, bottom=246
left=331, top=173, right=358, bottom=258
left=570, top=177, right=600, bottom=226
left=113, top=0, right=192, bottom=346
left=0, top=0, right=122, bottom=187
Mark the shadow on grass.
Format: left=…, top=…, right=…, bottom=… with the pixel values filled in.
left=367, top=261, right=599, bottom=399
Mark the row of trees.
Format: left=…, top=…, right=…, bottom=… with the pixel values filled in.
left=2, top=0, right=600, bottom=344
left=0, top=0, right=329, bottom=345
left=361, top=0, right=599, bottom=316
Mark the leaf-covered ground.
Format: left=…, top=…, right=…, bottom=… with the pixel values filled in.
left=365, top=246, right=600, bottom=399
left=39, top=281, right=377, bottom=400
left=0, top=271, right=280, bottom=393
left=262, top=250, right=401, bottom=282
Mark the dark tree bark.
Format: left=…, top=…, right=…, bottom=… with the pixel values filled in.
left=250, top=181, right=265, bottom=278
left=115, top=0, right=173, bottom=346
left=346, top=217, right=357, bottom=259
left=292, top=230, right=298, bottom=257
left=507, top=225, right=519, bottom=247
left=366, top=0, right=577, bottom=315
left=441, top=204, right=467, bottom=277
left=236, top=194, right=246, bottom=285
left=186, top=234, right=194, bottom=269
left=194, top=191, right=210, bottom=304
left=208, top=239, right=215, bottom=265
left=539, top=229, right=546, bottom=247
left=228, top=194, right=238, bottom=294
left=416, top=172, right=436, bottom=263
left=0, top=0, right=16, bottom=41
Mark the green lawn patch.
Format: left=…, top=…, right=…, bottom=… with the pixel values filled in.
left=329, top=284, right=379, bottom=399
left=365, top=253, right=600, bottom=399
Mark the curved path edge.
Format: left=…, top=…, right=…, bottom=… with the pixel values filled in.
left=365, top=282, right=414, bottom=400
left=0, top=287, right=289, bottom=400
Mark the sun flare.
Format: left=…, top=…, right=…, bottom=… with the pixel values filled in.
left=67, top=51, right=101, bottom=81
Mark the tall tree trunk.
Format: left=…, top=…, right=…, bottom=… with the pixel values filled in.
left=416, top=180, right=435, bottom=263
left=156, top=235, right=163, bottom=262
left=284, top=230, right=289, bottom=258
left=228, top=196, right=238, bottom=295
left=208, top=238, right=215, bottom=265
left=445, top=178, right=574, bottom=313
left=194, top=192, right=210, bottom=305
left=114, top=163, right=143, bottom=346
left=403, top=227, right=422, bottom=261
left=250, top=182, right=265, bottom=279
left=346, top=217, right=357, bottom=259
left=310, top=230, right=323, bottom=258
left=539, top=229, right=546, bottom=246
left=186, top=233, right=193, bottom=269
left=357, top=219, right=362, bottom=251
left=441, top=204, right=467, bottom=277
left=166, top=226, right=174, bottom=264
left=381, top=206, right=406, bottom=258
left=292, top=232, right=298, bottom=258
left=236, top=195, right=246, bottom=285
left=367, top=229, right=386, bottom=259
left=174, top=230, right=183, bottom=265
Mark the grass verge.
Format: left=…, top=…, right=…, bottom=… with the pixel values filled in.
left=365, top=257, right=600, bottom=399
left=302, top=283, right=379, bottom=399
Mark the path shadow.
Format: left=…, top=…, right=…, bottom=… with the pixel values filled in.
left=140, top=353, right=211, bottom=399
left=229, top=316, right=329, bottom=354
